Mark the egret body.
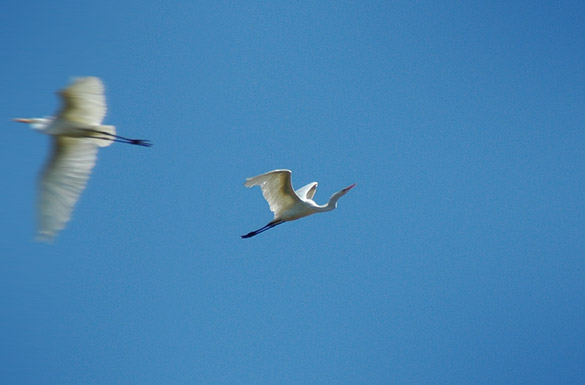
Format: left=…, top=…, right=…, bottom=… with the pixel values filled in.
left=13, top=77, right=151, bottom=242
left=242, top=169, right=355, bottom=238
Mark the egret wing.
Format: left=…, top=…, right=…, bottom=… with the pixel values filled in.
left=244, top=169, right=301, bottom=217
left=295, top=182, right=318, bottom=201
left=57, top=77, right=106, bottom=126
left=37, top=137, right=99, bottom=241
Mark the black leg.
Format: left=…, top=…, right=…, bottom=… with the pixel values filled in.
left=92, top=136, right=151, bottom=146
left=241, top=220, right=284, bottom=238
left=88, top=129, right=152, bottom=147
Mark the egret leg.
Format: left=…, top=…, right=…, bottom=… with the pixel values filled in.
left=88, top=129, right=152, bottom=147
left=241, top=220, right=284, bottom=238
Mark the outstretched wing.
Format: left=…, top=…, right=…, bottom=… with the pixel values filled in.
left=244, top=169, right=302, bottom=218
left=295, top=182, right=318, bottom=201
left=56, top=77, right=107, bottom=126
left=37, top=136, right=99, bottom=241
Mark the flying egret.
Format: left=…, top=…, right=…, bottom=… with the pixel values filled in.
left=13, top=76, right=152, bottom=242
left=241, top=169, right=355, bottom=238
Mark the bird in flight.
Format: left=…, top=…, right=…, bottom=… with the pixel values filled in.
left=242, top=169, right=355, bottom=238
left=13, top=76, right=152, bottom=242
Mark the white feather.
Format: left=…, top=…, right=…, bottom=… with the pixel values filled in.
left=37, top=137, right=98, bottom=241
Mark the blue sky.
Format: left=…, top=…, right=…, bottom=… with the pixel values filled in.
left=2, top=1, right=585, bottom=384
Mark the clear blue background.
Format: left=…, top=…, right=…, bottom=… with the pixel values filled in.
left=2, top=1, right=584, bottom=384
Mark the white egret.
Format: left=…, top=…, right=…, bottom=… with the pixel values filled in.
left=242, top=169, right=355, bottom=238
left=13, top=76, right=151, bottom=242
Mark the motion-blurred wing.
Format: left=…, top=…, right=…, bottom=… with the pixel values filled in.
left=37, top=136, right=99, bottom=241
left=244, top=169, right=301, bottom=218
left=56, top=77, right=106, bottom=126
left=295, top=182, right=318, bottom=201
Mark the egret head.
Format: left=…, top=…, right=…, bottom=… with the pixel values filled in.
left=326, top=183, right=356, bottom=209
left=12, top=118, right=33, bottom=124
left=13, top=117, right=52, bottom=130
left=341, top=183, right=356, bottom=194
left=336, top=183, right=356, bottom=198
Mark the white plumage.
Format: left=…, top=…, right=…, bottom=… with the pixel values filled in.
left=14, top=77, right=151, bottom=242
left=242, top=169, right=355, bottom=238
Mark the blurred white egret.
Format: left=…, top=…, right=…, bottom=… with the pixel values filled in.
left=13, top=76, right=151, bottom=242
left=242, top=169, right=355, bottom=238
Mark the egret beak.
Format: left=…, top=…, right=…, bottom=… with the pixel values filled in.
left=343, top=184, right=356, bottom=192
left=12, top=118, right=32, bottom=123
